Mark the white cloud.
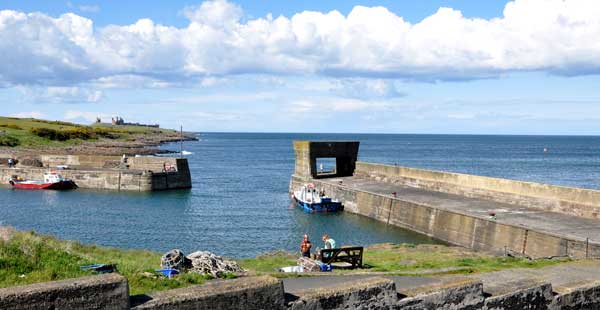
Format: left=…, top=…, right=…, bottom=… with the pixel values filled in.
left=79, top=5, right=100, bottom=13
left=63, top=110, right=109, bottom=122
left=199, top=76, right=229, bottom=87
left=93, top=75, right=174, bottom=89
left=190, top=111, right=243, bottom=121
left=288, top=98, right=391, bottom=114
left=10, top=111, right=45, bottom=119
left=19, top=86, right=104, bottom=103
left=2, top=0, right=600, bottom=87
left=330, top=79, right=405, bottom=99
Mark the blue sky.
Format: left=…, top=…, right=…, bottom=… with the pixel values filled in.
left=1, top=0, right=600, bottom=134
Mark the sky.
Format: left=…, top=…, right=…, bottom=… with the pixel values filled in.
left=1, top=0, right=600, bottom=134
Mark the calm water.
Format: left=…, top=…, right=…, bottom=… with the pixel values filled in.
left=2, top=133, right=600, bottom=258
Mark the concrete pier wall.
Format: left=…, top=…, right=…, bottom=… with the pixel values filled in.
left=289, top=141, right=600, bottom=259
left=0, top=155, right=191, bottom=191
left=355, top=162, right=600, bottom=220
left=290, top=175, right=600, bottom=259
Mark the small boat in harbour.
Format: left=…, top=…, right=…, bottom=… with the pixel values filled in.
left=9, top=172, right=77, bottom=190
left=292, top=183, right=343, bottom=213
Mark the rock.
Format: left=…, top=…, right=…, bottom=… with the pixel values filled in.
left=102, top=160, right=121, bottom=169
left=186, top=251, right=245, bottom=277
left=0, top=226, right=15, bottom=242
left=142, top=272, right=158, bottom=279
left=18, top=157, right=42, bottom=167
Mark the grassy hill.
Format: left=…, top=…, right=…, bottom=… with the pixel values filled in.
left=0, top=117, right=179, bottom=149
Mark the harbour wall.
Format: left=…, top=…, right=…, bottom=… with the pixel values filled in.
left=289, top=141, right=600, bottom=259
left=290, top=175, right=600, bottom=259
left=0, top=155, right=191, bottom=191
left=3, top=273, right=600, bottom=309
left=354, top=162, right=600, bottom=220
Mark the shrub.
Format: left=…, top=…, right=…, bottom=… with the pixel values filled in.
left=63, top=128, right=92, bottom=140
left=93, top=128, right=120, bottom=139
left=32, top=119, right=81, bottom=127
left=0, top=135, right=20, bottom=147
left=0, top=124, right=22, bottom=130
left=30, top=128, right=69, bottom=141
left=29, top=127, right=118, bottom=141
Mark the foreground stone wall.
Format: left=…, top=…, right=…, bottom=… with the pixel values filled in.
left=5, top=273, right=600, bottom=309
left=132, top=276, right=285, bottom=310
left=355, top=162, right=600, bottom=220
left=288, top=277, right=397, bottom=310
left=0, top=274, right=129, bottom=310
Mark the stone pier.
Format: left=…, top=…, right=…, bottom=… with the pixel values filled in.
left=290, top=141, right=600, bottom=259
left=0, top=154, right=192, bottom=191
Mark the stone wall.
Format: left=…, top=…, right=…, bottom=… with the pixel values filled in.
left=132, top=276, right=284, bottom=310
left=355, top=162, right=600, bottom=220
left=0, top=274, right=129, bottom=310
left=0, top=167, right=153, bottom=191
left=287, top=277, right=397, bottom=310
left=128, top=157, right=180, bottom=172
left=3, top=273, right=600, bottom=309
left=149, top=159, right=192, bottom=190
left=0, top=156, right=191, bottom=191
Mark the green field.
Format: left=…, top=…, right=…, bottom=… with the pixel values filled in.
left=0, top=117, right=178, bottom=148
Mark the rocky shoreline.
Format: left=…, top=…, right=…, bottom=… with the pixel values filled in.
left=0, top=131, right=198, bottom=156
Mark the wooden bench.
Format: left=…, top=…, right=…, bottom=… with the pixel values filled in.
left=319, top=246, right=363, bottom=269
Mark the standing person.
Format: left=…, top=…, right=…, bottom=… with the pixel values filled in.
left=300, top=234, right=312, bottom=258
left=7, top=158, right=14, bottom=168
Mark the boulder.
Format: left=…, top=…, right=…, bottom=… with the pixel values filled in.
left=18, top=157, right=42, bottom=167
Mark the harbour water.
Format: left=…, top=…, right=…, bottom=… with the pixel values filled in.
left=2, top=133, right=600, bottom=258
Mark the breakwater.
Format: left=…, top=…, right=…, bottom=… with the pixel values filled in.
left=290, top=141, right=600, bottom=259
left=0, top=154, right=191, bottom=191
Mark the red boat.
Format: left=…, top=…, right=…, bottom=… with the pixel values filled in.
left=9, top=172, right=77, bottom=190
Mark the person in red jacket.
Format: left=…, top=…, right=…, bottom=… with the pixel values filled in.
left=300, top=234, right=312, bottom=258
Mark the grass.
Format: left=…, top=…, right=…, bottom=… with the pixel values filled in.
left=0, top=229, right=571, bottom=296
left=0, top=135, right=20, bottom=146
left=360, top=244, right=567, bottom=274
left=238, top=250, right=299, bottom=273
left=0, top=229, right=212, bottom=296
left=240, top=243, right=569, bottom=276
left=0, top=116, right=178, bottom=148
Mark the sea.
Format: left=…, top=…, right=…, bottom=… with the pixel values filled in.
left=2, top=133, right=600, bottom=258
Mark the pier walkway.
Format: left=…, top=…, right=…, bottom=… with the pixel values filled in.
left=323, top=176, right=600, bottom=246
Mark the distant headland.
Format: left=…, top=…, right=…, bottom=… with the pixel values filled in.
left=0, top=116, right=196, bottom=156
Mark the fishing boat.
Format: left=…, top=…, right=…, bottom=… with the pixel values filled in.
left=292, top=183, right=343, bottom=213
left=9, top=172, right=77, bottom=190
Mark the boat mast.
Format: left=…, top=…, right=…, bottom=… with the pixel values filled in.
left=180, top=125, right=183, bottom=158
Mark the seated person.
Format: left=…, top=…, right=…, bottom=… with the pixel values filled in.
left=320, top=234, right=336, bottom=260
